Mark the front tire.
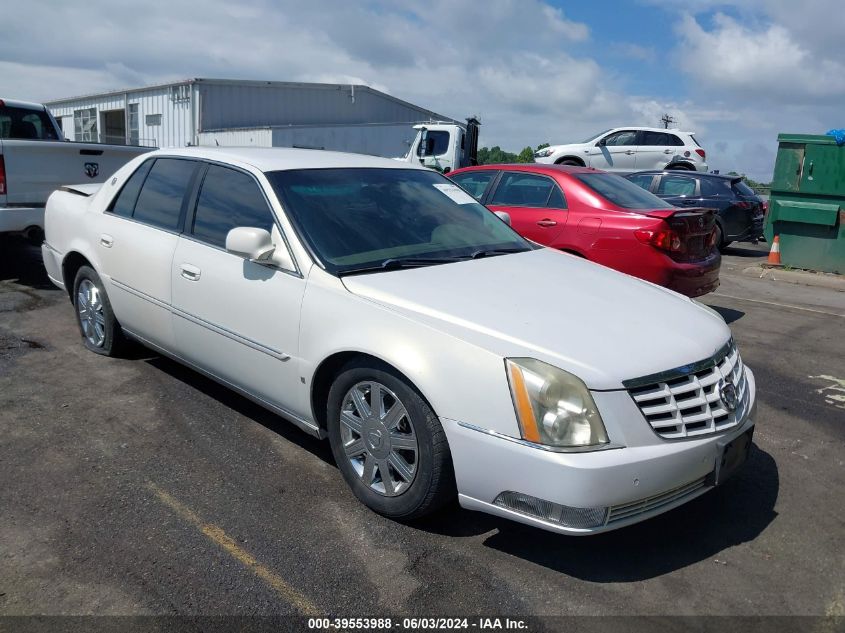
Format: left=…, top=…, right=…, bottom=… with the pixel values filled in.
left=73, top=265, right=127, bottom=357
left=327, top=360, right=456, bottom=519
left=558, top=159, right=581, bottom=166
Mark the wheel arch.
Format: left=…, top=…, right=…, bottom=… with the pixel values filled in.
left=61, top=251, right=95, bottom=300
left=665, top=162, right=695, bottom=171
left=554, top=155, right=586, bottom=166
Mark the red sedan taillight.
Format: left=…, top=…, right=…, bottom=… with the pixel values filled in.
left=635, top=227, right=683, bottom=252
left=0, top=155, right=6, bottom=195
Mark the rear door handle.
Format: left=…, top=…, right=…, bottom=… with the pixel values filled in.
left=99, top=234, right=113, bottom=248
left=536, top=219, right=558, bottom=227
left=664, top=149, right=673, bottom=154
left=180, top=263, right=201, bottom=281
left=624, top=150, right=636, bottom=155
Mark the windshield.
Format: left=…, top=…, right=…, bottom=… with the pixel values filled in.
left=266, top=168, right=531, bottom=275
left=575, top=173, right=675, bottom=209
left=581, top=129, right=611, bottom=143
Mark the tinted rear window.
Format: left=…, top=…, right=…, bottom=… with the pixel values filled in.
left=575, top=173, right=674, bottom=209
left=132, top=158, right=197, bottom=231
left=0, top=105, right=60, bottom=140
left=733, top=180, right=756, bottom=197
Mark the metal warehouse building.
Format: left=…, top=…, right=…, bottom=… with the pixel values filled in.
left=46, top=78, right=457, bottom=157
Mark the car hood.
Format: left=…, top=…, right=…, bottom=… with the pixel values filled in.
left=341, top=249, right=731, bottom=390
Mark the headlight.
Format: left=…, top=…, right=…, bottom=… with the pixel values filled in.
left=534, top=148, right=554, bottom=158
left=505, top=358, right=609, bottom=448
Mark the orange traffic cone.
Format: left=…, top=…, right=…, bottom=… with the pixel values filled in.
left=767, top=235, right=781, bottom=265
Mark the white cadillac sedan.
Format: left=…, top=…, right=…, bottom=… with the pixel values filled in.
left=42, top=147, right=756, bottom=534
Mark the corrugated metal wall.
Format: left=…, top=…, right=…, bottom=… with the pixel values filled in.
left=198, top=82, right=447, bottom=130
left=48, top=85, right=195, bottom=148
left=197, top=128, right=273, bottom=147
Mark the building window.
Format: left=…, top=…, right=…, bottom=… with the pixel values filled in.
left=73, top=108, right=98, bottom=142
left=145, top=114, right=162, bottom=127
left=128, top=104, right=139, bottom=145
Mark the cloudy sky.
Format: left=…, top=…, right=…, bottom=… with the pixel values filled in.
left=2, top=0, right=842, bottom=180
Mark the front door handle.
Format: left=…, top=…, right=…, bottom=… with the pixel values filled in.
left=624, top=150, right=636, bottom=155
left=536, top=219, right=558, bottom=227
left=99, top=234, right=114, bottom=248
left=664, top=149, right=673, bottom=154
left=180, top=264, right=201, bottom=281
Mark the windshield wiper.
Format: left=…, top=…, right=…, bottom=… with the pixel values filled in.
left=338, top=256, right=463, bottom=276
left=467, top=247, right=528, bottom=259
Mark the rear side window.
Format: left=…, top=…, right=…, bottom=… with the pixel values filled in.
left=109, top=160, right=154, bottom=217
left=450, top=171, right=496, bottom=200
left=733, top=180, right=756, bottom=197
left=132, top=158, right=197, bottom=231
left=491, top=173, right=557, bottom=206
left=191, top=165, right=276, bottom=248
left=657, top=175, right=697, bottom=197
left=640, top=131, right=685, bottom=146
left=627, top=174, right=655, bottom=191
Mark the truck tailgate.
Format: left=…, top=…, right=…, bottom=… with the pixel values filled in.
left=0, top=139, right=151, bottom=207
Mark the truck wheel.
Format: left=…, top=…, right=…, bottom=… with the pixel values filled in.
left=327, top=359, right=456, bottom=520
left=73, top=266, right=127, bottom=357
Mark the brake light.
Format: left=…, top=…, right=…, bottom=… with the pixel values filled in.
left=0, top=155, right=6, bottom=195
left=695, top=149, right=706, bottom=159
left=635, top=227, right=683, bottom=252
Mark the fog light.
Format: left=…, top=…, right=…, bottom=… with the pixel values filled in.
left=493, top=491, right=607, bottom=529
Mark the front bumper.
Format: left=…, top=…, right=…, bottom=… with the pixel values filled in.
left=0, top=206, right=44, bottom=233
left=444, top=367, right=756, bottom=535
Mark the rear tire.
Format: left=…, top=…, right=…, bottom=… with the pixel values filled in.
left=558, top=159, right=582, bottom=166
left=714, top=225, right=732, bottom=252
left=666, top=163, right=693, bottom=171
left=327, top=359, right=456, bottom=520
left=72, top=266, right=128, bottom=357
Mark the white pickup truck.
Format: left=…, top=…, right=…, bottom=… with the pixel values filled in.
left=0, top=98, right=153, bottom=242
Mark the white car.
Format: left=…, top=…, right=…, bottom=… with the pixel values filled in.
left=42, top=147, right=755, bottom=534
left=534, top=127, right=709, bottom=173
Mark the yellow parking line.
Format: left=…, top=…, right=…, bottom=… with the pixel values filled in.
left=147, top=482, right=321, bottom=616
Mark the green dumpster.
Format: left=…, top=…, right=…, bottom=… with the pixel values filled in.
left=764, top=133, right=845, bottom=273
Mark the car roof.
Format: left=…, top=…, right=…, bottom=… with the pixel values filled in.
left=148, top=146, right=429, bottom=172
left=606, top=127, right=695, bottom=135
left=628, top=170, right=739, bottom=181
left=453, top=163, right=601, bottom=176
left=0, top=98, right=48, bottom=110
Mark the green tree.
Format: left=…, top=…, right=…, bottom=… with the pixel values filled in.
left=516, top=146, right=535, bottom=163
left=536, top=143, right=550, bottom=151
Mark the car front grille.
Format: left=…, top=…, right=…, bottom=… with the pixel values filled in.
left=606, top=476, right=709, bottom=525
left=625, top=340, right=749, bottom=440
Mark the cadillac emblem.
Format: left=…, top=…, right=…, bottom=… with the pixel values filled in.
left=720, top=379, right=738, bottom=412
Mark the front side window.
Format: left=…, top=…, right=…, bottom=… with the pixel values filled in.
left=266, top=168, right=530, bottom=274
left=191, top=165, right=276, bottom=248
left=132, top=158, right=197, bottom=231
left=491, top=173, right=557, bottom=207
left=657, top=175, right=697, bottom=197
left=575, top=173, right=674, bottom=209
left=73, top=108, right=98, bottom=142
left=602, top=131, right=638, bottom=146
left=418, top=131, right=450, bottom=157
left=450, top=171, right=497, bottom=200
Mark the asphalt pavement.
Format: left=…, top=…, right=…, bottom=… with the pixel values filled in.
left=1, top=236, right=843, bottom=619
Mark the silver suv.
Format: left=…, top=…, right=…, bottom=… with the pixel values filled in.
left=534, top=127, right=708, bottom=173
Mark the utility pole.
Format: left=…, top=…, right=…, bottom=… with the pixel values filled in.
left=660, top=113, right=675, bottom=129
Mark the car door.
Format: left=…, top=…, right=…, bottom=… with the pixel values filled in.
left=587, top=130, right=639, bottom=171
left=170, top=162, right=307, bottom=416
left=485, top=171, right=568, bottom=244
left=635, top=131, right=685, bottom=170
left=97, top=157, right=201, bottom=349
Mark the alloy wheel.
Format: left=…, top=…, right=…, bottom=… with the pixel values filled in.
left=77, top=279, right=106, bottom=348
left=339, top=381, right=419, bottom=497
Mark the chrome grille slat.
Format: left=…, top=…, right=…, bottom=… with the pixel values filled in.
left=627, top=340, right=749, bottom=439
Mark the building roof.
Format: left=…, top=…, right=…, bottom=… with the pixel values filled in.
left=148, top=146, right=429, bottom=172
left=43, top=78, right=457, bottom=123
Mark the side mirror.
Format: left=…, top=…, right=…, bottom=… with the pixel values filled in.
left=226, top=227, right=275, bottom=262
left=494, top=211, right=512, bottom=225
left=597, top=137, right=607, bottom=147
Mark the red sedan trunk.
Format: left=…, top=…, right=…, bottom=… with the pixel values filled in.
left=449, top=164, right=720, bottom=297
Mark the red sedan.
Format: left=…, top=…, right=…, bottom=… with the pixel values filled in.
left=449, top=164, right=720, bottom=297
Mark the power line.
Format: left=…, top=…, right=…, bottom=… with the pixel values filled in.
left=660, top=113, right=675, bottom=129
